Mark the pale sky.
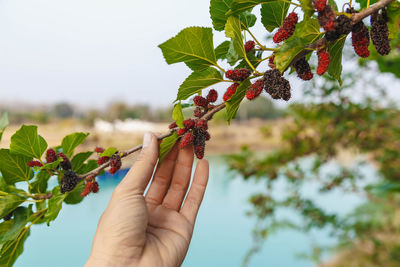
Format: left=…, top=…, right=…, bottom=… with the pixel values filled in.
left=0, top=0, right=398, bottom=108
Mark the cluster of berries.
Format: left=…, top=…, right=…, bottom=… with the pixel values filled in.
left=174, top=118, right=210, bottom=159
left=60, top=170, right=79, bottom=193
left=273, top=12, right=298, bottom=43
left=294, top=57, right=313, bottom=80
left=223, top=69, right=251, bottom=101
left=80, top=176, right=99, bottom=197
left=95, top=147, right=122, bottom=174
left=264, top=69, right=291, bottom=101
left=352, top=20, right=371, bottom=58
left=246, top=79, right=264, bottom=100
left=317, top=5, right=336, bottom=31
left=371, top=8, right=391, bottom=56
left=244, top=40, right=255, bottom=53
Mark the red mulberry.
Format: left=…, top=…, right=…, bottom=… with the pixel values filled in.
left=294, top=57, right=313, bottom=81
left=92, top=181, right=99, bottom=193
left=244, top=40, right=255, bottom=53
left=109, top=154, right=121, bottom=175
left=273, top=12, right=298, bottom=43
left=246, top=79, right=264, bottom=100
left=318, top=5, right=336, bottom=31
left=28, top=160, right=43, bottom=167
left=268, top=55, right=275, bottom=69
left=193, top=96, right=208, bottom=108
left=194, top=145, right=205, bottom=159
left=183, top=118, right=195, bottom=130
left=225, top=69, right=251, bottom=81
left=97, top=156, right=110, bottom=165
left=193, top=107, right=202, bottom=118
left=223, top=83, right=239, bottom=101
left=317, top=50, right=330, bottom=75
left=313, top=0, right=327, bottom=11
left=325, top=15, right=352, bottom=41
left=206, top=89, right=218, bottom=103
left=370, top=9, right=390, bottom=56
left=94, top=147, right=105, bottom=153
left=196, top=119, right=208, bottom=131
left=46, top=148, right=57, bottom=163
left=169, top=122, right=178, bottom=129
left=352, top=21, right=370, bottom=58
left=81, top=181, right=93, bottom=197
left=180, top=132, right=194, bottom=148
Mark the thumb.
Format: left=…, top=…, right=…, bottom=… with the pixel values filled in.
left=116, top=132, right=159, bottom=195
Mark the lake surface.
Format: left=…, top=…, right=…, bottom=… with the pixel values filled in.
left=15, top=156, right=373, bottom=267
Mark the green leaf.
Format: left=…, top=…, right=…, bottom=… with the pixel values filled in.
left=0, top=207, right=28, bottom=243
left=299, top=0, right=314, bottom=19
left=10, top=125, right=47, bottom=159
left=240, top=10, right=257, bottom=29
left=328, top=35, right=346, bottom=86
left=71, top=151, right=93, bottom=174
left=45, top=186, right=66, bottom=225
left=0, top=226, right=30, bottom=267
left=210, top=0, right=233, bottom=31
left=225, top=16, right=246, bottom=58
left=355, top=0, right=378, bottom=9
left=215, top=41, right=231, bottom=60
left=64, top=180, right=85, bottom=205
left=177, top=67, right=223, bottom=100
left=172, top=102, right=185, bottom=128
left=158, top=27, right=218, bottom=72
left=0, top=192, right=27, bottom=218
left=0, top=113, right=8, bottom=142
left=159, top=132, right=179, bottom=163
left=387, top=1, right=400, bottom=39
left=79, top=159, right=99, bottom=174
left=225, top=79, right=251, bottom=123
left=226, top=40, right=242, bottom=65
left=0, top=149, right=34, bottom=184
left=30, top=171, right=51, bottom=193
left=294, top=18, right=322, bottom=44
left=228, top=0, right=265, bottom=16
left=327, top=0, right=338, bottom=11
left=99, top=147, right=118, bottom=157
left=61, top=132, right=89, bottom=158
left=274, top=36, right=305, bottom=72
left=236, top=51, right=263, bottom=69
left=260, top=1, right=290, bottom=32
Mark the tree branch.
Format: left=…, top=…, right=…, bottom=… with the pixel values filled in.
left=78, top=102, right=227, bottom=180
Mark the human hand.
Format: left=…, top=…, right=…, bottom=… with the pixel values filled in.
left=85, top=132, right=209, bottom=267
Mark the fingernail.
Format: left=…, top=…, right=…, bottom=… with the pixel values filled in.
left=143, top=132, right=152, bottom=148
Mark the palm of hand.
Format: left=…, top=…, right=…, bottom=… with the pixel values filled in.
left=87, top=134, right=209, bottom=267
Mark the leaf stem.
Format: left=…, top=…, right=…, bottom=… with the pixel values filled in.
left=215, top=64, right=226, bottom=73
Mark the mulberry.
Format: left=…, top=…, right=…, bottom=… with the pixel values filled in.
left=81, top=181, right=93, bottom=197
left=325, top=15, right=352, bottom=41
left=92, top=181, right=99, bottom=193
left=371, top=9, right=390, bottom=56
left=28, top=160, right=43, bottom=167
left=177, top=128, right=187, bottom=136
left=313, top=0, right=327, bottom=11
left=317, top=50, right=330, bottom=75
left=180, top=132, right=194, bottom=148
left=273, top=12, right=298, bottom=43
left=318, top=5, right=336, bottom=31
left=183, top=118, right=195, bottom=129
left=294, top=57, right=313, bottom=80
left=246, top=79, right=264, bottom=100
left=244, top=40, right=255, bottom=53
left=263, top=69, right=291, bottom=101
left=193, top=128, right=207, bottom=159
left=196, top=119, right=208, bottom=131
left=109, top=154, right=122, bottom=174
left=193, top=107, right=202, bottom=117
left=46, top=148, right=57, bottom=163
left=94, top=147, right=105, bottom=154
left=352, top=21, right=370, bottom=58
left=60, top=170, right=79, bottom=193
left=193, top=96, right=208, bottom=108
left=57, top=152, right=72, bottom=170
left=225, top=69, right=251, bottom=81
left=169, top=122, right=178, bottom=129
left=97, top=156, right=110, bottom=165
left=206, top=89, right=218, bottom=103
left=223, top=83, right=239, bottom=101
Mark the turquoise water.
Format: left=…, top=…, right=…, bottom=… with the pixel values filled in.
left=15, top=157, right=370, bottom=267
